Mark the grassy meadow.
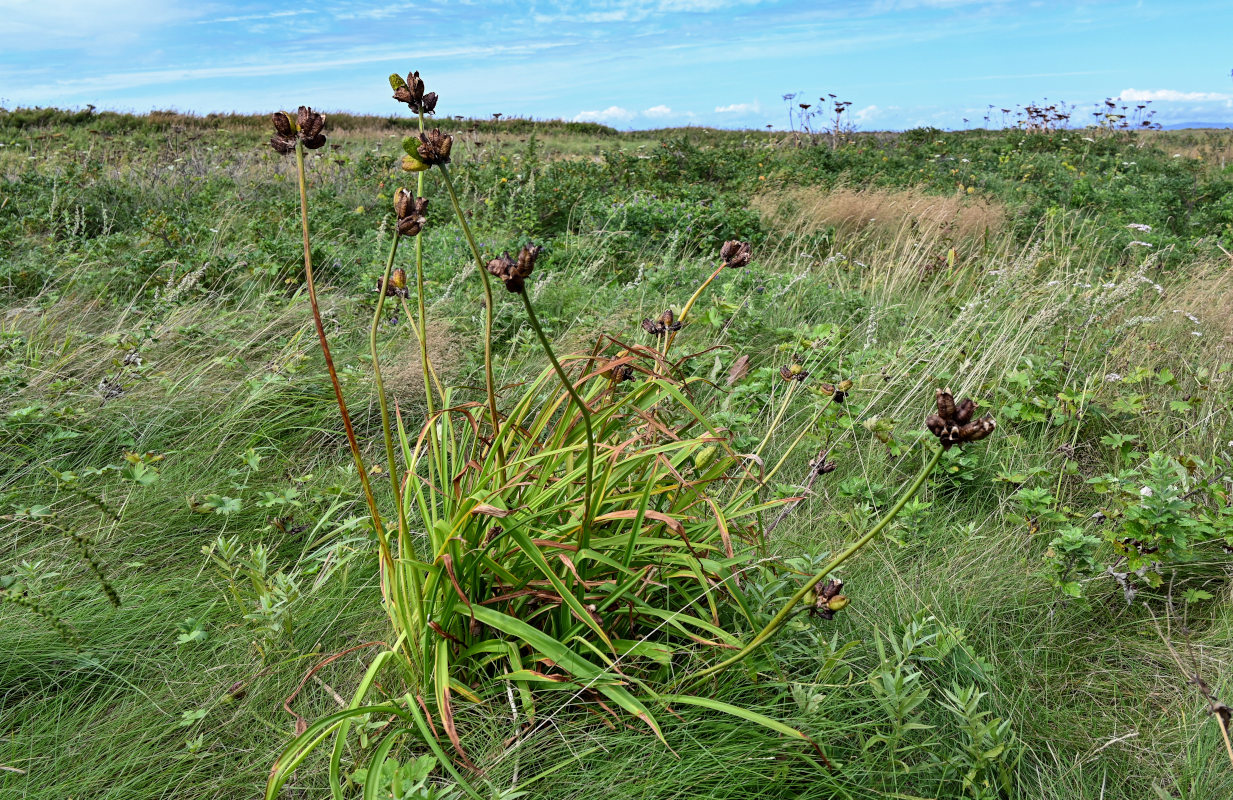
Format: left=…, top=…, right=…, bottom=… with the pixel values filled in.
left=2, top=104, right=1233, bottom=799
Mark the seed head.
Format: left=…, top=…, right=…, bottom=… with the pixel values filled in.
left=269, top=106, right=327, bottom=154
left=780, top=363, right=809, bottom=382
left=391, top=71, right=439, bottom=115
left=641, top=308, right=684, bottom=336
left=487, top=244, right=541, bottom=293
left=377, top=267, right=410, bottom=298
left=719, top=239, right=752, bottom=269
left=819, top=378, right=853, bottom=403
left=416, top=129, right=453, bottom=166
left=924, top=388, right=995, bottom=449
left=394, top=189, right=429, bottom=237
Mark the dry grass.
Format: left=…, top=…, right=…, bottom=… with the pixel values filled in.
left=755, top=184, right=1006, bottom=241
left=379, top=318, right=460, bottom=406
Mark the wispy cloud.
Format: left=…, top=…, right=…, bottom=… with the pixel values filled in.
left=715, top=101, right=762, bottom=114
left=1120, top=88, right=1233, bottom=103
left=574, top=105, right=636, bottom=123
left=643, top=104, right=674, bottom=117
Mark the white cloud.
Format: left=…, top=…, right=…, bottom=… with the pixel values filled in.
left=1120, top=88, right=1233, bottom=103
left=573, top=105, right=636, bottom=123
left=715, top=101, right=762, bottom=114
left=643, top=104, right=674, bottom=117
left=852, top=104, right=880, bottom=124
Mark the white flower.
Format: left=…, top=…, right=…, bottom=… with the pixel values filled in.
left=1105, top=373, right=1122, bottom=382
left=1139, top=486, right=1154, bottom=497
left=1127, top=241, right=1152, bottom=247
left=1126, top=223, right=1152, bottom=232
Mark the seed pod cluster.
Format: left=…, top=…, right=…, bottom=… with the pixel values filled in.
left=924, top=388, right=996, bottom=449
left=269, top=106, right=328, bottom=154
left=819, top=379, right=853, bottom=403
left=805, top=579, right=848, bottom=620
left=641, top=309, right=684, bottom=336
left=487, top=244, right=541, bottom=293
left=780, top=363, right=809, bottom=382
left=391, top=71, right=439, bottom=114
left=720, top=239, right=752, bottom=269
left=394, top=189, right=429, bottom=237
left=377, top=268, right=409, bottom=298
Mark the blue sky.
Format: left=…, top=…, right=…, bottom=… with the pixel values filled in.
left=2, top=0, right=1231, bottom=130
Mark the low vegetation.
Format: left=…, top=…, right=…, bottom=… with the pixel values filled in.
left=2, top=79, right=1232, bottom=800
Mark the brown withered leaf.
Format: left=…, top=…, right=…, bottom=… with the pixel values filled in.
left=727, top=354, right=751, bottom=386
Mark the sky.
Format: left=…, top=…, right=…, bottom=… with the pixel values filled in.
left=2, top=0, right=1231, bottom=131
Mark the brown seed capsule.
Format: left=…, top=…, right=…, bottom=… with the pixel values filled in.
left=417, top=129, right=453, bottom=166
left=719, top=239, right=752, bottom=269
left=487, top=244, right=540, bottom=293
left=271, top=111, right=294, bottom=137
left=269, top=106, right=327, bottom=154
left=393, top=71, right=428, bottom=111
left=780, top=364, right=809, bottom=382
left=394, top=189, right=429, bottom=237
left=640, top=308, right=683, bottom=336
left=925, top=388, right=996, bottom=449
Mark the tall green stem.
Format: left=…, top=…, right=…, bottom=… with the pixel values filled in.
left=294, top=141, right=390, bottom=566
left=438, top=163, right=504, bottom=475
left=370, top=232, right=408, bottom=544
left=680, top=446, right=944, bottom=686
left=411, top=110, right=441, bottom=413
left=664, top=262, right=723, bottom=355
left=519, top=291, right=596, bottom=548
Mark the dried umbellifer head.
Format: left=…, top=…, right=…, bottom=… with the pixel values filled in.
left=720, top=239, right=752, bottom=270
left=269, top=107, right=327, bottom=154
left=394, top=189, right=429, bottom=237
left=487, top=244, right=540, bottom=293
left=924, top=388, right=995, bottom=450
left=417, top=129, right=453, bottom=166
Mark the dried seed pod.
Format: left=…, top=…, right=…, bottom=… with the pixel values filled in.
left=269, top=106, right=327, bottom=154
left=392, top=71, right=433, bottom=113
left=377, top=268, right=410, bottom=298
left=780, top=363, right=809, bottom=382
left=925, top=388, right=996, bottom=449
left=487, top=244, right=540, bottom=293
left=417, top=129, right=453, bottom=165
left=719, top=239, right=752, bottom=269
left=394, top=189, right=429, bottom=237
left=641, top=309, right=683, bottom=336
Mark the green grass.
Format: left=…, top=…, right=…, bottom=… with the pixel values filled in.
left=2, top=108, right=1232, bottom=799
